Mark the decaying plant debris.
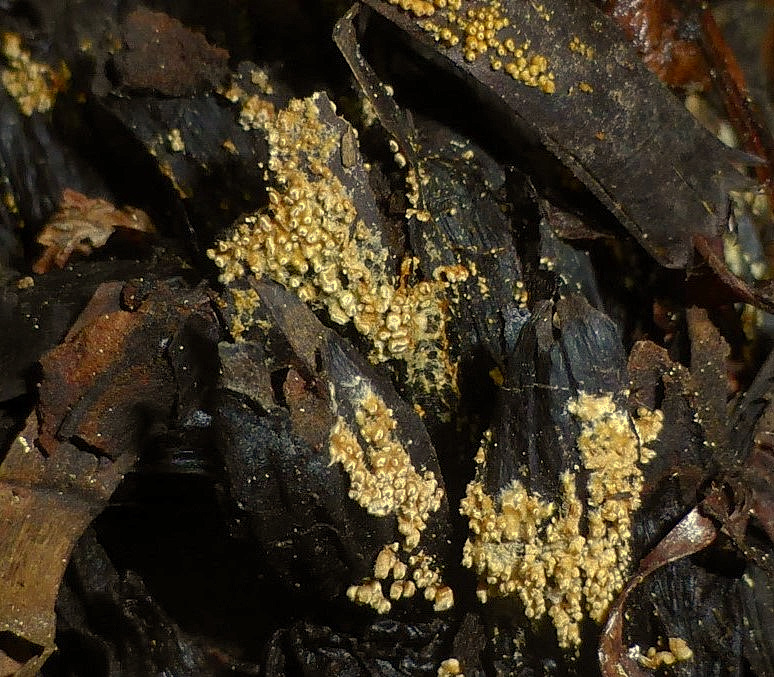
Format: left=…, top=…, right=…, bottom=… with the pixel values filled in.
left=2, top=0, right=774, bottom=675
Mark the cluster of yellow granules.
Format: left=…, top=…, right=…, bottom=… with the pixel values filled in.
left=329, top=385, right=453, bottom=613
left=633, top=637, right=694, bottom=669
left=206, top=48, right=663, bottom=651
left=387, top=0, right=556, bottom=94
left=460, top=392, right=662, bottom=648
left=568, top=35, right=594, bottom=60
left=1, top=32, right=69, bottom=116
left=208, top=92, right=462, bottom=393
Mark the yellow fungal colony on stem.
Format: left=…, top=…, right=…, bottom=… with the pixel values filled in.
left=330, top=385, right=453, bottom=614
left=329, top=386, right=444, bottom=546
left=208, top=91, right=461, bottom=393
left=460, top=393, right=662, bottom=648
left=1, top=32, right=69, bottom=116
left=388, top=0, right=555, bottom=94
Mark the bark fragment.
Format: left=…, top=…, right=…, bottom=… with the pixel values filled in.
left=0, top=279, right=219, bottom=675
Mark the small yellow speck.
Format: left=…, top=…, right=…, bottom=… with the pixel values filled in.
left=167, top=128, right=185, bottom=152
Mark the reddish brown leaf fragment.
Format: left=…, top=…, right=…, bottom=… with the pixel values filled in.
left=692, top=234, right=774, bottom=314
left=32, top=189, right=154, bottom=274
left=283, top=368, right=334, bottom=451
left=700, top=8, right=774, bottom=204
left=603, top=0, right=710, bottom=89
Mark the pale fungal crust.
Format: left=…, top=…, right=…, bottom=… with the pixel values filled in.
left=568, top=35, right=594, bottom=60
left=208, top=89, right=465, bottom=394
left=360, top=96, right=379, bottom=127
left=249, top=68, right=273, bottom=95
left=629, top=637, right=694, bottom=669
left=387, top=0, right=556, bottom=94
left=226, top=287, right=266, bottom=341
left=437, top=657, right=464, bottom=676
left=331, top=386, right=453, bottom=614
left=1, top=32, right=69, bottom=116
left=167, top=128, right=185, bottom=152
left=460, top=392, right=662, bottom=648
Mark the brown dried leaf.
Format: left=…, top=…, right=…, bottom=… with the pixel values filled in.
left=603, top=0, right=710, bottom=89
left=32, top=189, right=154, bottom=274
left=605, top=318, right=773, bottom=674
left=685, top=306, right=732, bottom=456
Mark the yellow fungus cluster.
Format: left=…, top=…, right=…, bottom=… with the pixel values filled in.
left=346, top=578, right=393, bottom=614
left=346, top=543, right=454, bottom=613
left=237, top=95, right=275, bottom=131
left=405, top=165, right=428, bottom=222
left=437, top=657, right=464, bottom=676
left=569, top=393, right=660, bottom=625
left=632, top=637, right=693, bottom=669
left=409, top=549, right=455, bottom=610
left=208, top=92, right=461, bottom=393
left=167, top=128, right=185, bottom=152
left=461, top=471, right=584, bottom=647
left=330, top=386, right=453, bottom=613
left=249, top=68, right=273, bottom=94
left=633, top=406, right=662, bottom=463
left=329, top=386, right=444, bottom=549
left=569, top=36, right=594, bottom=60
left=460, top=392, right=662, bottom=648
left=226, top=287, right=266, bottom=341
left=1, top=32, right=69, bottom=115
left=220, top=68, right=274, bottom=108
left=389, top=0, right=555, bottom=94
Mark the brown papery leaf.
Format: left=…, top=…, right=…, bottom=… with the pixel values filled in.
left=33, top=189, right=154, bottom=274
